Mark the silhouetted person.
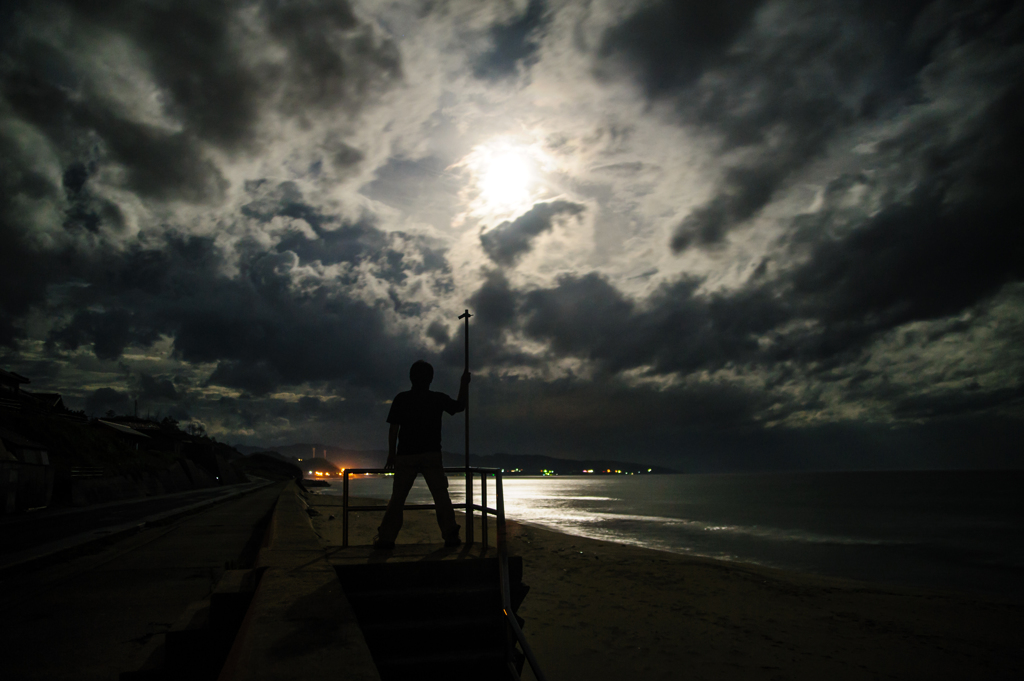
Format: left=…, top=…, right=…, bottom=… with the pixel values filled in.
left=373, top=360, right=470, bottom=549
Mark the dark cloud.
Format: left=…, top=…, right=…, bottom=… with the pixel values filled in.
left=783, top=71, right=1024, bottom=351
left=522, top=273, right=635, bottom=369
left=426, top=321, right=450, bottom=346
left=470, top=270, right=518, bottom=332
left=242, top=180, right=338, bottom=231
left=440, top=270, right=536, bottom=371
left=892, top=384, right=1024, bottom=420
left=474, top=0, right=549, bottom=80
left=47, top=309, right=160, bottom=361
left=241, top=180, right=452, bottom=287
left=518, top=151, right=1023, bottom=388
left=520, top=272, right=788, bottom=375
left=96, top=0, right=265, bottom=151
left=2, top=39, right=229, bottom=203
left=34, top=231, right=422, bottom=397
left=0, top=0, right=400, bottom=218
left=297, top=395, right=323, bottom=412
left=207, top=360, right=284, bottom=398
left=62, top=161, right=126, bottom=234
left=138, top=373, right=180, bottom=402
left=330, top=141, right=365, bottom=170
left=171, top=256, right=411, bottom=392
left=598, top=0, right=955, bottom=252
left=480, top=200, right=585, bottom=266
left=84, top=387, right=130, bottom=417
left=265, top=0, right=401, bottom=115
left=597, top=1, right=763, bottom=96
left=0, top=214, right=45, bottom=348
left=671, top=164, right=783, bottom=250
left=0, top=0, right=407, bottom=359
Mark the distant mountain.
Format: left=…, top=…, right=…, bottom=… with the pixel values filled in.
left=462, top=452, right=677, bottom=475
left=237, top=443, right=676, bottom=476
left=233, top=443, right=387, bottom=470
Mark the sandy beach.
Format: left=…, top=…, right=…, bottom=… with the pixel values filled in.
left=307, top=491, right=1023, bottom=680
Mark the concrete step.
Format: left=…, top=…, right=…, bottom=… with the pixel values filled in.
left=375, top=647, right=508, bottom=681
left=336, top=555, right=531, bottom=681
left=119, top=634, right=168, bottom=681
left=120, top=569, right=263, bottom=681
left=360, top=614, right=504, bottom=656
left=164, top=600, right=216, bottom=674
left=345, top=588, right=497, bottom=625
left=336, top=556, right=504, bottom=590
left=210, top=568, right=261, bottom=633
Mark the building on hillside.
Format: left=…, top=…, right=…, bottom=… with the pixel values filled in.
left=0, top=427, right=54, bottom=513
left=0, top=368, right=83, bottom=420
left=97, top=419, right=151, bottom=451
left=0, top=369, right=30, bottom=411
left=0, top=427, right=49, bottom=465
left=0, top=368, right=30, bottom=396
left=23, top=392, right=66, bottom=411
left=102, top=416, right=195, bottom=455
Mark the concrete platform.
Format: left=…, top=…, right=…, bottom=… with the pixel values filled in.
left=0, top=481, right=274, bottom=575
left=0, top=481, right=517, bottom=681
left=0, top=482, right=285, bottom=681
left=217, top=483, right=381, bottom=681
left=326, top=542, right=497, bottom=567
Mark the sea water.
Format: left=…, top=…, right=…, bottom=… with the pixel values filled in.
left=322, top=470, right=1024, bottom=597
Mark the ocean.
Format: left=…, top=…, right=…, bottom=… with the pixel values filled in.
left=321, top=470, right=1024, bottom=597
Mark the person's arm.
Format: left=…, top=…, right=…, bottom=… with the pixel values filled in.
left=453, top=370, right=471, bottom=412
left=385, top=423, right=400, bottom=470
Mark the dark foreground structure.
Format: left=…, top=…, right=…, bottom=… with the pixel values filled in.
left=335, top=467, right=540, bottom=680
left=333, top=545, right=530, bottom=679
left=0, top=474, right=540, bottom=680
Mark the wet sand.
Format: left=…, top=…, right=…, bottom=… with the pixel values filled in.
left=307, top=491, right=1023, bottom=680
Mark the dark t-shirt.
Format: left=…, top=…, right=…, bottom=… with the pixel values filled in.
left=387, top=388, right=462, bottom=456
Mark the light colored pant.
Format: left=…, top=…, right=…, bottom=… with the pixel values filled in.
left=376, top=452, right=459, bottom=542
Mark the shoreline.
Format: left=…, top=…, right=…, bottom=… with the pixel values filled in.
left=311, top=489, right=1021, bottom=602
left=307, top=492, right=1023, bottom=680
left=310, top=484, right=1020, bottom=601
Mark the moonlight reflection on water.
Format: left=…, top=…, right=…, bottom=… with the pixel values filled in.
left=330, top=472, right=1024, bottom=596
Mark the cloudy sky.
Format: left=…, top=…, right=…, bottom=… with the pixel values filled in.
left=2, top=0, right=1022, bottom=470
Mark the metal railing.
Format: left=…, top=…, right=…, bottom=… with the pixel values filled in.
left=340, top=467, right=547, bottom=681
left=341, top=467, right=499, bottom=548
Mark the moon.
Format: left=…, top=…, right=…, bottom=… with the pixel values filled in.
left=478, top=150, right=532, bottom=209
left=461, top=140, right=542, bottom=218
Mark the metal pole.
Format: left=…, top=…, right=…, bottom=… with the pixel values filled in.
left=459, top=308, right=473, bottom=545
left=342, top=471, right=349, bottom=548
left=482, top=473, right=488, bottom=548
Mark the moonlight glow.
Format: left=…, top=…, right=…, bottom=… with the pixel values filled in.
left=479, top=151, right=531, bottom=208
left=462, top=140, right=542, bottom=217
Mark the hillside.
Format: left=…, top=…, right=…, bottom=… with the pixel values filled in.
left=237, top=443, right=676, bottom=476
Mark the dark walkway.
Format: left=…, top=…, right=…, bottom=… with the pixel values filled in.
left=0, top=482, right=268, bottom=558
left=0, top=482, right=284, bottom=681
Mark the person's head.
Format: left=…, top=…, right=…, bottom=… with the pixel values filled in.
left=409, top=360, right=433, bottom=389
